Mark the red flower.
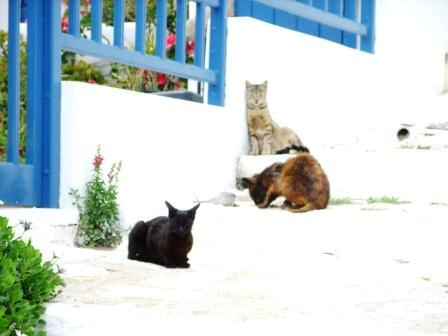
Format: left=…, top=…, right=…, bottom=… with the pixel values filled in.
left=166, top=33, right=176, bottom=49
left=93, top=154, right=104, bottom=169
left=156, top=73, right=167, bottom=87
left=186, top=40, right=195, bottom=57
left=87, top=79, right=96, bottom=84
left=61, top=17, right=68, bottom=32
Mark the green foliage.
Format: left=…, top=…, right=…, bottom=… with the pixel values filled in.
left=366, top=196, right=401, bottom=204
left=70, top=146, right=123, bottom=248
left=329, top=198, right=354, bottom=205
left=62, top=58, right=107, bottom=84
left=0, top=31, right=27, bottom=162
left=0, top=217, right=64, bottom=336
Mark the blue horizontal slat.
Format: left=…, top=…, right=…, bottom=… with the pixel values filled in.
left=235, top=0, right=252, bottom=16
left=191, top=0, right=219, bottom=7
left=252, top=0, right=367, bottom=35
left=60, top=34, right=217, bottom=83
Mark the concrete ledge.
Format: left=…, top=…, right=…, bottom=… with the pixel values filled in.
left=237, top=148, right=448, bottom=204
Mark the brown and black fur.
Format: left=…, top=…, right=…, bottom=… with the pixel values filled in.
left=128, top=201, right=200, bottom=268
left=241, top=153, right=330, bottom=213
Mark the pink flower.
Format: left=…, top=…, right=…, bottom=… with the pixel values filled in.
left=186, top=40, right=195, bottom=57
left=166, top=33, right=176, bottom=49
left=61, top=17, right=69, bottom=32
left=80, top=6, right=88, bottom=16
left=156, top=73, right=168, bottom=87
left=87, top=79, right=96, bottom=84
left=93, top=154, right=104, bottom=169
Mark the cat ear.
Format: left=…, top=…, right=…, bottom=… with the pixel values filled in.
left=241, top=177, right=254, bottom=188
left=189, top=203, right=200, bottom=215
left=261, top=80, right=268, bottom=88
left=245, top=80, right=252, bottom=88
left=165, top=201, right=177, bottom=214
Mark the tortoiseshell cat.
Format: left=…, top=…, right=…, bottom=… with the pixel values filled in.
left=241, top=152, right=330, bottom=213
left=128, top=201, right=200, bottom=268
left=246, top=80, right=304, bottom=155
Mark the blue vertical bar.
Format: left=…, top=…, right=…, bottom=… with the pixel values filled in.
left=175, top=0, right=187, bottom=63
left=208, top=0, right=227, bottom=106
left=26, top=0, right=44, bottom=205
left=135, top=0, right=147, bottom=53
left=91, top=0, right=103, bottom=43
left=68, top=0, right=80, bottom=37
left=156, top=0, right=167, bottom=58
left=320, top=0, right=342, bottom=43
left=342, top=0, right=356, bottom=48
left=114, top=0, right=125, bottom=48
left=361, top=0, right=375, bottom=53
left=42, top=0, right=62, bottom=207
left=20, top=0, right=27, bottom=22
left=297, top=0, right=319, bottom=35
left=194, top=2, right=206, bottom=68
left=7, top=0, right=20, bottom=164
left=312, top=0, right=324, bottom=37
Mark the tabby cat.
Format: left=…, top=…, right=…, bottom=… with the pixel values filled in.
left=128, top=201, right=200, bottom=268
left=246, top=80, right=303, bottom=155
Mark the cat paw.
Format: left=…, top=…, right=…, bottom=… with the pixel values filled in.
left=178, top=262, right=190, bottom=268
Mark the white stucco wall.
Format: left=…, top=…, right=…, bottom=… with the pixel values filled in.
left=60, top=81, right=243, bottom=225
left=58, top=1, right=448, bottom=225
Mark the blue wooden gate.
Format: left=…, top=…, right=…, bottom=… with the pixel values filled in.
left=235, top=0, right=375, bottom=53
left=0, top=0, right=228, bottom=208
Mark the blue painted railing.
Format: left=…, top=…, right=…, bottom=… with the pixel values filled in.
left=0, top=0, right=228, bottom=207
left=235, top=0, right=375, bottom=53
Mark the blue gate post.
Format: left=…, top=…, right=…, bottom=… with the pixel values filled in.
left=208, top=0, right=228, bottom=106
left=42, top=0, right=62, bottom=207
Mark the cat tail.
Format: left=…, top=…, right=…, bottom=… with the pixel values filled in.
left=275, top=145, right=310, bottom=155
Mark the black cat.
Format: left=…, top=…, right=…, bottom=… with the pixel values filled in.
left=128, top=201, right=200, bottom=268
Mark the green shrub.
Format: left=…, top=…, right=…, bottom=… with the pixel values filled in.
left=70, top=146, right=123, bottom=248
left=0, top=217, right=64, bottom=336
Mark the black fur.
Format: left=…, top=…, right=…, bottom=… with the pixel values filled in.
left=275, top=145, right=310, bottom=154
left=128, top=201, right=200, bottom=268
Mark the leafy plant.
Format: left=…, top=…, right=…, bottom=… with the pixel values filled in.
left=0, top=216, right=64, bottom=336
left=70, top=146, right=123, bottom=248
left=62, top=59, right=107, bottom=84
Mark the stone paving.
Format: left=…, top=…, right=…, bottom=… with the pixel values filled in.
left=33, top=199, right=448, bottom=335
